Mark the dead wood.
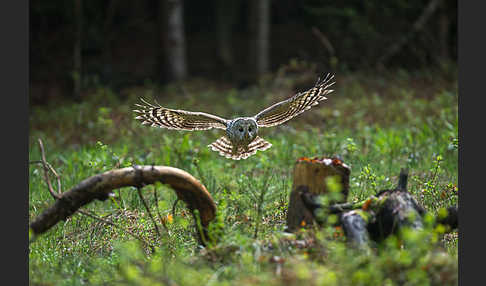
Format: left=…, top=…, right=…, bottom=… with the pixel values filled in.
left=339, top=210, right=370, bottom=248
left=367, top=189, right=425, bottom=242
left=30, top=164, right=217, bottom=245
left=136, top=186, right=162, bottom=238
left=31, top=139, right=157, bottom=250
left=289, top=163, right=457, bottom=247
left=286, top=157, right=350, bottom=232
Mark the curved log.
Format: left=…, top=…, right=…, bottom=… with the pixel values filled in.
left=29, top=165, right=216, bottom=244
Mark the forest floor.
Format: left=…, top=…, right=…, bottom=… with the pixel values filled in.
left=29, top=67, right=458, bottom=285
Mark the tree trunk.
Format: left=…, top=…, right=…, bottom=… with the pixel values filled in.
left=159, top=0, right=187, bottom=82
left=215, top=0, right=239, bottom=71
left=286, top=157, right=351, bottom=232
left=102, top=0, right=118, bottom=85
left=73, top=0, right=83, bottom=100
left=438, top=1, right=450, bottom=63
left=248, top=0, right=270, bottom=79
left=156, top=0, right=168, bottom=81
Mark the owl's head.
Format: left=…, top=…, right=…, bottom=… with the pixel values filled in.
left=230, top=118, right=258, bottom=143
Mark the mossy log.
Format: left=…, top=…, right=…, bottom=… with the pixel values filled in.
left=286, top=157, right=351, bottom=232
left=29, top=165, right=216, bottom=245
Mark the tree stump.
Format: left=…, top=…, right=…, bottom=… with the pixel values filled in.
left=289, top=166, right=458, bottom=248
left=286, top=157, right=351, bottom=232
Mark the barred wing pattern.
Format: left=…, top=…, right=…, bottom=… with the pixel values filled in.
left=209, top=136, right=272, bottom=160
left=254, top=73, right=335, bottom=127
left=133, top=98, right=228, bottom=131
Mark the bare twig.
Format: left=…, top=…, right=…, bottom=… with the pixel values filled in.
left=153, top=187, right=163, bottom=222
left=46, top=161, right=62, bottom=195
left=33, top=139, right=157, bottom=251
left=63, top=211, right=116, bottom=241
left=30, top=160, right=62, bottom=195
left=136, top=187, right=162, bottom=239
left=30, top=141, right=216, bottom=246
left=37, top=139, right=60, bottom=200
left=78, top=208, right=156, bottom=252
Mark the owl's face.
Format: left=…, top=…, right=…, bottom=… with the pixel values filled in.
left=228, top=118, right=258, bottom=145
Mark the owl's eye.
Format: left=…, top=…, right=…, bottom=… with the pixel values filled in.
left=239, top=128, right=243, bottom=132
left=248, top=127, right=252, bottom=132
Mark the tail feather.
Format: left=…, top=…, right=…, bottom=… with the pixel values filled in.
left=208, top=136, right=272, bottom=160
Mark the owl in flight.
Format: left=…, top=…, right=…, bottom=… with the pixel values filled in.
left=134, top=73, right=335, bottom=160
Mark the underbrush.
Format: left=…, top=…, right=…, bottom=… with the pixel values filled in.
left=29, top=69, right=458, bottom=285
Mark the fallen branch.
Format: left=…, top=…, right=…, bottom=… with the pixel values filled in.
left=30, top=141, right=217, bottom=246
left=31, top=139, right=156, bottom=250
left=79, top=208, right=157, bottom=252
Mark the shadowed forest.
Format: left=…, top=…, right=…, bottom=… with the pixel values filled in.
left=29, top=1, right=458, bottom=285
left=30, top=0, right=457, bottom=102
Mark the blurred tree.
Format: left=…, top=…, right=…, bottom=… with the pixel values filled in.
left=215, top=0, right=240, bottom=70
left=438, top=0, right=451, bottom=62
left=101, top=0, right=119, bottom=85
left=376, top=0, right=443, bottom=68
left=73, top=0, right=83, bottom=100
left=28, top=0, right=457, bottom=102
left=249, top=0, right=270, bottom=79
left=158, top=0, right=187, bottom=82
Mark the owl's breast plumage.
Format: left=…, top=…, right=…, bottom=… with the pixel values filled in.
left=226, top=117, right=258, bottom=148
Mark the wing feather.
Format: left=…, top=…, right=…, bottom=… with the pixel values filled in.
left=134, top=98, right=228, bottom=131
left=254, top=73, right=335, bottom=127
left=208, top=136, right=272, bottom=160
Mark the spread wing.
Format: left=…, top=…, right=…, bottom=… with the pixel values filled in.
left=133, top=98, right=228, bottom=131
left=253, top=73, right=335, bottom=127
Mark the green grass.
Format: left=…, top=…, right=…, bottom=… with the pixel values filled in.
left=29, top=69, right=458, bottom=285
